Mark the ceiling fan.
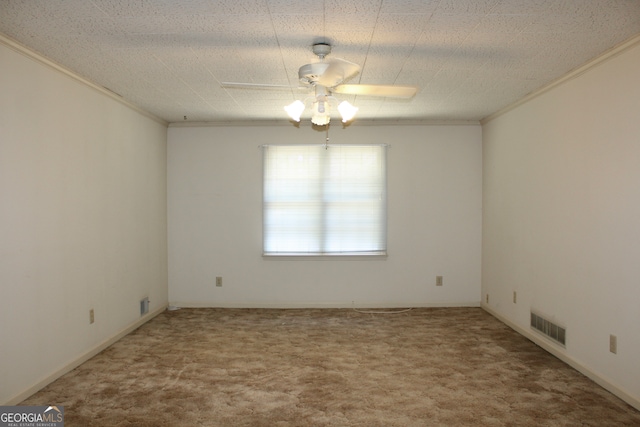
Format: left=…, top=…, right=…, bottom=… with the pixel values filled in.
left=221, top=43, right=418, bottom=126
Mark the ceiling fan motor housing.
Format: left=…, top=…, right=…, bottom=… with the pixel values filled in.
left=298, top=62, right=330, bottom=85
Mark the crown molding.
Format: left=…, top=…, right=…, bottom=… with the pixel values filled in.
left=481, top=33, right=640, bottom=125
left=168, top=119, right=480, bottom=128
left=0, top=32, right=168, bottom=127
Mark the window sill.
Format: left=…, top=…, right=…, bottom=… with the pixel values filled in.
left=262, top=253, right=387, bottom=261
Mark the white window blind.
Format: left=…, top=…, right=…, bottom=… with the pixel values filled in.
left=263, top=144, right=387, bottom=256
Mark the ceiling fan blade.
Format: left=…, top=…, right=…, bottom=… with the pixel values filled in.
left=333, top=84, right=418, bottom=98
left=316, top=58, right=360, bottom=88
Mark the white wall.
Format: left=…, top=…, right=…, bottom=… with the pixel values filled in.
left=0, top=40, right=168, bottom=404
left=482, top=39, right=640, bottom=408
left=168, top=124, right=482, bottom=308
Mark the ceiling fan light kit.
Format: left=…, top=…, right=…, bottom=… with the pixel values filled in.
left=224, top=42, right=417, bottom=127
left=285, top=84, right=359, bottom=125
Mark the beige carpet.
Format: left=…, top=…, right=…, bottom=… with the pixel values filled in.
left=21, top=308, right=640, bottom=426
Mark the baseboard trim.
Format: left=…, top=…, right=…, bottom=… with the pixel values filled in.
left=482, top=304, right=640, bottom=412
left=170, top=301, right=481, bottom=309
left=4, top=303, right=168, bottom=405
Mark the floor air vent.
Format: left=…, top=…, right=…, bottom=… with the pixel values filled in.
left=530, top=312, right=566, bottom=346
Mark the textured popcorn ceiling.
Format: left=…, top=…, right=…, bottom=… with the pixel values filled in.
left=1, top=0, right=639, bottom=124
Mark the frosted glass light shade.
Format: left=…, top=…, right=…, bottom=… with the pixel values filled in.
left=311, top=100, right=330, bottom=126
left=338, top=101, right=358, bottom=122
left=284, top=100, right=305, bottom=122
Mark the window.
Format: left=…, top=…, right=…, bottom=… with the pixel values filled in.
left=263, top=144, right=387, bottom=256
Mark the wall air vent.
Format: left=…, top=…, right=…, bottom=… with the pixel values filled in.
left=140, top=297, right=150, bottom=316
left=530, top=312, right=566, bottom=346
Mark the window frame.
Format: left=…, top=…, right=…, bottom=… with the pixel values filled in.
left=262, top=143, right=388, bottom=258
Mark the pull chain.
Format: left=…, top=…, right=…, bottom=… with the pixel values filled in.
left=325, top=123, right=330, bottom=149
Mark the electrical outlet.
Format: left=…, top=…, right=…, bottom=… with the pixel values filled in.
left=89, top=309, right=94, bottom=324
left=513, top=291, right=517, bottom=304
left=436, top=276, right=443, bottom=286
left=216, top=276, right=223, bottom=287
left=486, top=294, right=489, bottom=304
left=610, top=334, right=617, bottom=354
